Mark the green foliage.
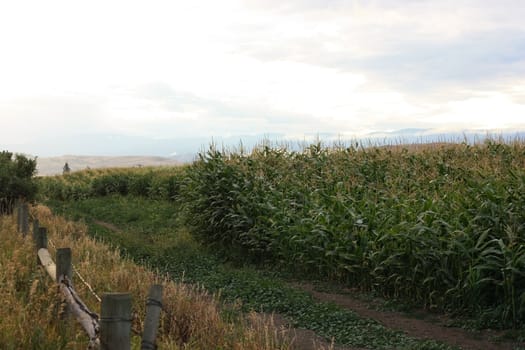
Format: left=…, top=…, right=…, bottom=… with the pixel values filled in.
left=38, top=166, right=186, bottom=201
left=0, top=151, right=37, bottom=214
left=39, top=140, right=525, bottom=328
left=46, top=195, right=457, bottom=350
left=182, top=140, right=525, bottom=327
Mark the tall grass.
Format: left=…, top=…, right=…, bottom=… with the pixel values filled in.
left=38, top=166, right=186, bottom=201
left=0, top=206, right=292, bottom=349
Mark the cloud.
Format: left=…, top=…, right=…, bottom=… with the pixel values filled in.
left=1, top=1, right=524, bottom=156
left=345, top=31, right=525, bottom=93
left=0, top=95, right=108, bottom=141
left=234, top=0, right=525, bottom=93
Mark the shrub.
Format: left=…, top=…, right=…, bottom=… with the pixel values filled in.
left=0, top=151, right=37, bottom=214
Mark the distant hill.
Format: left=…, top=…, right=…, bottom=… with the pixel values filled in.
left=37, top=155, right=183, bottom=176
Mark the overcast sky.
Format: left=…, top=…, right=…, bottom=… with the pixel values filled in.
left=1, top=0, right=525, bottom=157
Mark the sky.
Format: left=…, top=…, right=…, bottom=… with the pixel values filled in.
left=1, top=0, right=525, bottom=157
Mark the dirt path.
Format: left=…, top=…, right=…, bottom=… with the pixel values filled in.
left=91, top=219, right=522, bottom=349
left=270, top=313, right=364, bottom=350
left=92, top=220, right=357, bottom=349
left=93, top=220, right=123, bottom=233
left=293, top=283, right=522, bottom=350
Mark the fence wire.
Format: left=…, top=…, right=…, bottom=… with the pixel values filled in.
left=49, top=238, right=102, bottom=303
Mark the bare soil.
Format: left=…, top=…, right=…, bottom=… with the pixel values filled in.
left=293, top=283, right=523, bottom=350
left=93, top=220, right=123, bottom=233
left=269, top=313, right=365, bottom=350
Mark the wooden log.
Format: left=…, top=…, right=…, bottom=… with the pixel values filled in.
left=38, top=248, right=57, bottom=282
left=141, top=285, right=163, bottom=350
left=38, top=247, right=100, bottom=346
left=59, top=282, right=100, bottom=345
left=100, top=293, right=132, bottom=350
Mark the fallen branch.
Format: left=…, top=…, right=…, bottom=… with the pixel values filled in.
left=38, top=247, right=100, bottom=348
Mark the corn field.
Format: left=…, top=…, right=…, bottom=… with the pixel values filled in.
left=38, top=166, right=185, bottom=201
left=182, top=140, right=525, bottom=327
left=38, top=140, right=525, bottom=327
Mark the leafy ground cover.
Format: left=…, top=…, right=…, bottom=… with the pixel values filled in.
left=45, top=195, right=497, bottom=349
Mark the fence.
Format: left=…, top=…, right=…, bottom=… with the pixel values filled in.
left=16, top=202, right=163, bottom=350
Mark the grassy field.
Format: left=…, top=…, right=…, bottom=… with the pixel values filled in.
left=46, top=195, right=458, bottom=349
left=34, top=139, right=525, bottom=347
left=0, top=206, right=291, bottom=349
left=39, top=140, right=525, bottom=325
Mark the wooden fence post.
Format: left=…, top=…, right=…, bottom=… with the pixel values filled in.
left=20, top=203, right=29, bottom=236
left=32, top=219, right=39, bottom=243
left=16, top=200, right=22, bottom=231
left=56, top=248, right=72, bottom=283
left=36, top=227, right=47, bottom=264
left=141, top=285, right=163, bottom=350
left=56, top=247, right=73, bottom=330
left=100, top=293, right=132, bottom=350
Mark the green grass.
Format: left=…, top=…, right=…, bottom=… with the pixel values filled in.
left=38, top=139, right=525, bottom=346
left=47, top=195, right=459, bottom=349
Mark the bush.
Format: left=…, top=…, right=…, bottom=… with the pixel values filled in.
left=0, top=151, right=37, bottom=214
left=91, top=174, right=130, bottom=196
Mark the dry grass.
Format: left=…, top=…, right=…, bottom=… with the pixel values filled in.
left=0, top=205, right=293, bottom=349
